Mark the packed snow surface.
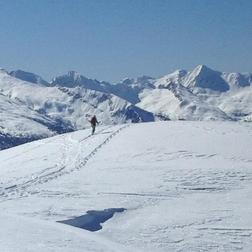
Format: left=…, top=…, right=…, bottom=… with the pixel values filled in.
left=0, top=121, right=251, bottom=251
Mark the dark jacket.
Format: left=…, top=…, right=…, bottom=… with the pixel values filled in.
left=90, top=116, right=98, bottom=126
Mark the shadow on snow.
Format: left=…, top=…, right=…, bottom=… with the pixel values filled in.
left=58, top=208, right=126, bottom=232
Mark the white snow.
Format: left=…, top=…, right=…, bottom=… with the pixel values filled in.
left=1, top=65, right=252, bottom=141
left=9, top=70, right=49, bottom=86
left=154, top=69, right=188, bottom=88
left=0, top=70, right=153, bottom=149
left=0, top=70, right=153, bottom=131
left=137, top=88, right=180, bottom=119
left=0, top=121, right=251, bottom=251
left=0, top=93, right=54, bottom=138
left=137, top=84, right=230, bottom=121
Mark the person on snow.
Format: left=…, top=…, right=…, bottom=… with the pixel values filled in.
left=89, top=115, right=99, bottom=135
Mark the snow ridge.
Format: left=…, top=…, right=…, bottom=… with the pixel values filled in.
left=9, top=70, right=49, bottom=86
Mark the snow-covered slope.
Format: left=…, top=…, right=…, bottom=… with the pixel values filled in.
left=0, top=93, right=56, bottom=150
left=108, top=82, right=141, bottom=104
left=3, top=65, right=252, bottom=123
left=157, top=65, right=251, bottom=92
left=147, top=65, right=251, bottom=120
left=154, top=69, right=188, bottom=88
left=183, top=65, right=230, bottom=92
left=217, top=86, right=252, bottom=120
left=104, top=65, right=251, bottom=121
left=222, top=72, right=252, bottom=89
left=0, top=121, right=251, bottom=251
left=51, top=71, right=110, bottom=92
left=9, top=69, right=50, bottom=86
left=52, top=72, right=155, bottom=104
left=1, top=65, right=252, bottom=149
left=0, top=69, right=154, bottom=149
left=108, top=76, right=155, bottom=104
left=137, top=82, right=230, bottom=121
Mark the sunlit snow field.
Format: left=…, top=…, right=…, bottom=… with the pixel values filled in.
left=0, top=121, right=251, bottom=251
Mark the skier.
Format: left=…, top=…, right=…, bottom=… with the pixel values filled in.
left=89, top=115, right=99, bottom=135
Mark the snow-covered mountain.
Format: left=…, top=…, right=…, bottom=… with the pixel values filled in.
left=154, top=69, right=188, bottom=88
left=0, top=70, right=154, bottom=150
left=136, top=65, right=252, bottom=121
left=47, top=66, right=252, bottom=122
left=222, top=72, right=252, bottom=89
left=1, top=65, right=252, bottom=149
left=183, top=65, right=230, bottom=92
left=51, top=71, right=154, bottom=104
left=9, top=69, right=50, bottom=86
left=108, top=76, right=155, bottom=104
left=154, top=65, right=252, bottom=92
left=137, top=82, right=230, bottom=121
left=51, top=71, right=110, bottom=92
left=0, top=93, right=56, bottom=150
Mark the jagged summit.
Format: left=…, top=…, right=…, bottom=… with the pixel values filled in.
left=51, top=71, right=86, bottom=86
left=118, top=75, right=154, bottom=89
left=65, top=70, right=81, bottom=81
left=184, top=65, right=230, bottom=92
left=193, top=64, right=210, bottom=72
left=4, top=65, right=252, bottom=93
left=51, top=71, right=107, bottom=93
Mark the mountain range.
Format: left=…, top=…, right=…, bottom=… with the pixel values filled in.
left=0, top=65, right=251, bottom=149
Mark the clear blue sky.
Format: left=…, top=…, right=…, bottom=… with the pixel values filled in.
left=0, top=0, right=251, bottom=82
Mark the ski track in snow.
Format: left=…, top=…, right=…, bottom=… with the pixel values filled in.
left=0, top=121, right=251, bottom=252
left=0, top=125, right=129, bottom=200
